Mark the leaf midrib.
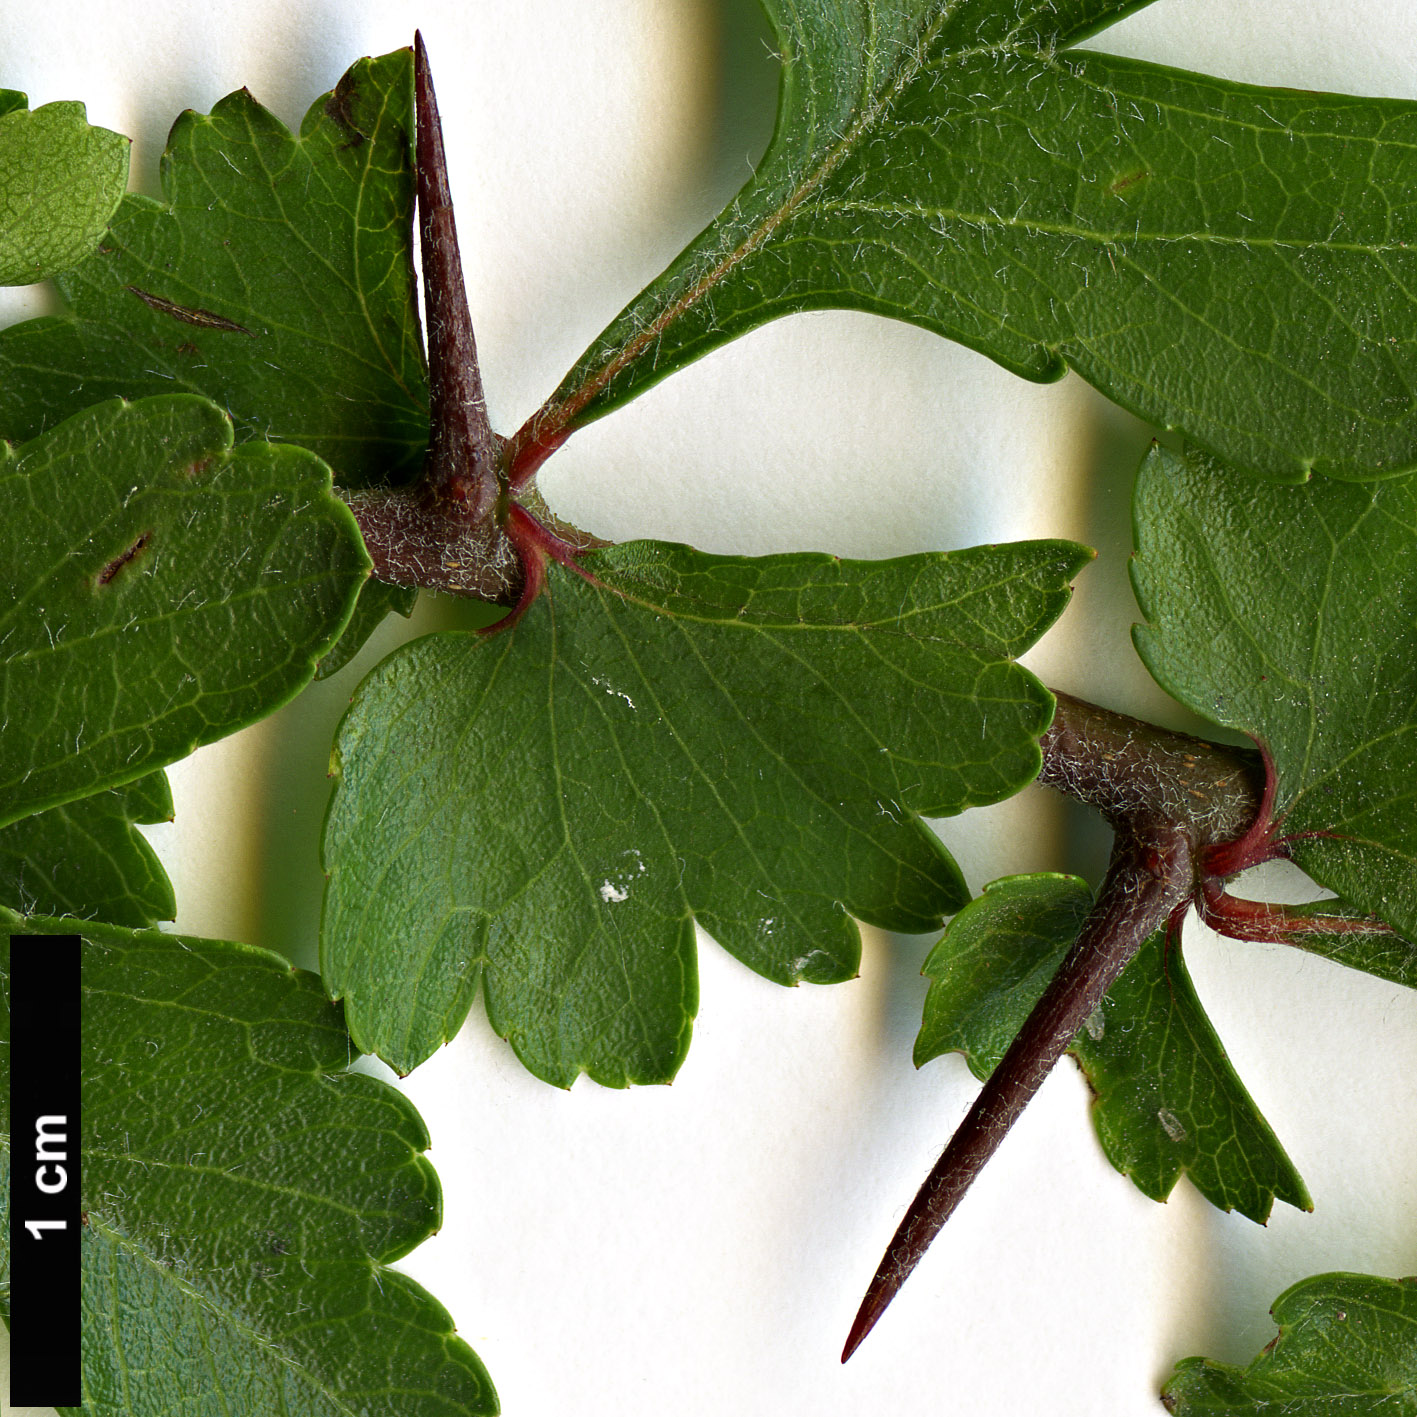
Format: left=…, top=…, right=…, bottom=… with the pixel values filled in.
left=536, top=1, right=1417, bottom=444
left=824, top=195, right=1417, bottom=258
left=592, top=561, right=1048, bottom=647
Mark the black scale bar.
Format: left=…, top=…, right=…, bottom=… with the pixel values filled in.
left=8, top=934, right=82, bottom=1409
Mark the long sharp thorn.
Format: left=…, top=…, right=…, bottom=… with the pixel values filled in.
left=841, top=832, right=1190, bottom=1362
left=414, top=31, right=499, bottom=520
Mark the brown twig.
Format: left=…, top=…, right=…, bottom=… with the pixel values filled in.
left=414, top=30, right=500, bottom=521
left=842, top=692, right=1267, bottom=1361
left=330, top=45, right=1393, bottom=1354
left=843, top=824, right=1193, bottom=1361
left=341, top=35, right=607, bottom=610
left=337, top=34, right=522, bottom=603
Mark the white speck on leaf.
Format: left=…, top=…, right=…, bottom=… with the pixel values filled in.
left=600, top=881, right=629, bottom=903
left=1157, top=1108, right=1187, bottom=1142
left=591, top=674, right=635, bottom=709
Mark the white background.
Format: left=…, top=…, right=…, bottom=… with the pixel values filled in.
left=4, top=2, right=1417, bottom=1414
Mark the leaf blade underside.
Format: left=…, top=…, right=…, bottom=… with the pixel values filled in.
left=322, top=538, right=1090, bottom=1084
left=0, top=394, right=369, bottom=829
left=1132, top=444, right=1417, bottom=951
left=527, top=0, right=1417, bottom=482
left=915, top=873, right=1309, bottom=1221
left=0, top=916, right=499, bottom=1417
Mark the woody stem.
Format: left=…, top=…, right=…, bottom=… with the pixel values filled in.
left=842, top=691, right=1266, bottom=1360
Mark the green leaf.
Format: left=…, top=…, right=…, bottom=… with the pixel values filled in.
left=322, top=537, right=1089, bottom=1084
left=0, top=52, right=423, bottom=671
left=1078, top=926, right=1310, bottom=1222
left=0, top=94, right=128, bottom=285
left=0, top=915, right=499, bottom=1417
left=1132, top=445, right=1417, bottom=947
left=915, top=872, right=1092, bottom=1077
left=1162, top=1272, right=1417, bottom=1414
left=534, top=0, right=1417, bottom=481
left=0, top=394, right=369, bottom=829
left=0, top=51, right=426, bottom=490
left=916, top=873, right=1309, bottom=1221
left=0, top=772, right=175, bottom=926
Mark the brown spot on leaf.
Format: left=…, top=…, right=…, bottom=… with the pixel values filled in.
left=126, top=286, right=255, bottom=335
left=1108, top=170, right=1151, bottom=194
left=324, top=70, right=367, bottom=148
left=97, top=531, right=153, bottom=586
left=175, top=341, right=200, bottom=357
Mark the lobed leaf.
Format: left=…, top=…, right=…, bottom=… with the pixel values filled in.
left=0, top=93, right=128, bottom=286
left=1162, top=1272, right=1417, bottom=1414
left=530, top=0, right=1417, bottom=481
left=322, top=538, right=1089, bottom=1084
left=0, top=914, right=499, bottom=1417
left=0, top=772, right=175, bottom=927
left=0, top=394, right=369, bottom=829
left=0, top=52, right=426, bottom=488
left=916, top=873, right=1309, bottom=1221
left=1133, top=444, right=1417, bottom=948
left=0, top=54, right=422, bottom=668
